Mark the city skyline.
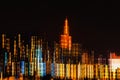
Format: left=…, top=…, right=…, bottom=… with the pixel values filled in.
left=1, top=18, right=120, bottom=80
left=0, top=1, right=120, bottom=52
left=1, top=1, right=120, bottom=80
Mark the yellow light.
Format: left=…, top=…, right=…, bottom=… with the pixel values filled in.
left=117, top=68, right=120, bottom=79
left=105, top=65, right=109, bottom=79
left=12, top=62, right=14, bottom=76
left=90, top=64, right=94, bottom=79
left=62, top=64, right=65, bottom=79
left=66, top=64, right=70, bottom=79
left=87, top=64, right=90, bottom=78
left=77, top=63, right=81, bottom=79
left=56, top=63, right=59, bottom=77
left=73, top=64, right=76, bottom=79
left=58, top=63, right=65, bottom=79
left=81, top=64, right=86, bottom=79
left=100, top=65, right=104, bottom=79
left=95, top=64, right=98, bottom=78
left=71, top=64, right=73, bottom=79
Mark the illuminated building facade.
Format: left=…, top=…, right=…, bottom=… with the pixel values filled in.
left=53, top=18, right=82, bottom=79
left=1, top=18, right=120, bottom=80
left=60, top=18, right=72, bottom=50
left=0, top=34, right=49, bottom=79
left=109, top=52, right=120, bottom=79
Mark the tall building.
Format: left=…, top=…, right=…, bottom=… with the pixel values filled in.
left=60, top=18, right=72, bottom=50
left=54, top=18, right=81, bottom=79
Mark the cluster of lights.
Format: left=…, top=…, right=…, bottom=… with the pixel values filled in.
left=1, top=18, right=120, bottom=80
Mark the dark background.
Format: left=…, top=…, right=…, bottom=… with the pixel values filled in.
left=0, top=1, right=120, bottom=53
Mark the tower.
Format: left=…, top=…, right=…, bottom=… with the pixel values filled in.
left=60, top=18, right=72, bottom=50
left=54, top=17, right=82, bottom=79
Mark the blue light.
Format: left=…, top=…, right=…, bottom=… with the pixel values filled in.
left=43, top=63, right=46, bottom=76
left=39, top=63, right=46, bottom=77
left=51, top=63, right=55, bottom=77
left=40, top=63, right=43, bottom=76
left=4, top=52, right=7, bottom=66
left=36, top=48, right=42, bottom=63
left=20, top=61, right=25, bottom=74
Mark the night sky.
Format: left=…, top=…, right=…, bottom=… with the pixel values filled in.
left=0, top=1, right=120, bottom=52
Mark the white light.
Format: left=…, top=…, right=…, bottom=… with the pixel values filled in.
left=110, top=59, right=120, bottom=72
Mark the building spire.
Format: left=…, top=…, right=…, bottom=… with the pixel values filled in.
left=60, top=17, right=72, bottom=50
left=64, top=17, right=69, bottom=35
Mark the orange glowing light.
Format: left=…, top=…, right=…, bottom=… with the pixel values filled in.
left=110, top=52, right=120, bottom=58
left=64, top=18, right=69, bottom=35
left=60, top=18, right=72, bottom=50
left=8, top=76, right=15, bottom=80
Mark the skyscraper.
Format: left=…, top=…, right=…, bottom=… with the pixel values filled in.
left=54, top=18, right=81, bottom=79
left=60, top=18, right=72, bottom=50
